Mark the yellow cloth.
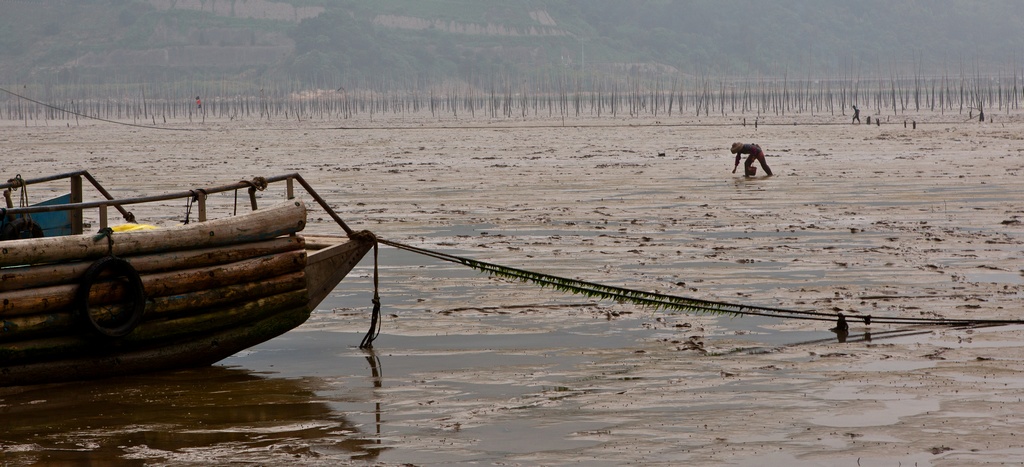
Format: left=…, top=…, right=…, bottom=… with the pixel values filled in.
left=110, top=223, right=158, bottom=232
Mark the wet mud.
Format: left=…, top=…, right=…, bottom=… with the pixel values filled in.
left=1, top=113, right=1022, bottom=465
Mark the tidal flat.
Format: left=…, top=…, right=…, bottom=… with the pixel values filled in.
left=1, top=112, right=1022, bottom=465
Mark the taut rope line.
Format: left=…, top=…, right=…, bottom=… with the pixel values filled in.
left=0, top=86, right=198, bottom=131
left=375, top=238, right=1024, bottom=328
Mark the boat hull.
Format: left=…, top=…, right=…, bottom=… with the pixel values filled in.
left=0, top=200, right=373, bottom=386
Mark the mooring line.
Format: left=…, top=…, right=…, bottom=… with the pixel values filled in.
left=376, top=237, right=1024, bottom=328
left=0, top=87, right=200, bottom=131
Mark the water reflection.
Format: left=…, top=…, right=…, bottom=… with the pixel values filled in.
left=364, top=349, right=383, bottom=442
left=0, top=366, right=381, bottom=465
left=802, top=328, right=927, bottom=347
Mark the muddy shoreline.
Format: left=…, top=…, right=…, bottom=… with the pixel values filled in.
left=1, top=114, right=1023, bottom=465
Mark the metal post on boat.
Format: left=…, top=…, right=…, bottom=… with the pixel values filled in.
left=197, top=191, right=207, bottom=222
left=99, top=204, right=108, bottom=230
left=1, top=189, right=12, bottom=223
left=248, top=185, right=258, bottom=211
left=70, top=175, right=83, bottom=234
left=80, top=171, right=134, bottom=223
left=286, top=177, right=295, bottom=200
left=287, top=174, right=355, bottom=236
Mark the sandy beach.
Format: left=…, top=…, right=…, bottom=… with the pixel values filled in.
left=1, top=112, right=1023, bottom=465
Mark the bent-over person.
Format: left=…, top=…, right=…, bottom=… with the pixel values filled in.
left=730, top=142, right=773, bottom=177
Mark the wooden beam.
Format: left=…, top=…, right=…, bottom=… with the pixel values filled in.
left=0, top=200, right=306, bottom=267
left=0, top=236, right=304, bottom=292
left=0, top=249, right=306, bottom=317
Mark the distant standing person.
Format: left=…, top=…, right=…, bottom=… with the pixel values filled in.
left=852, top=105, right=860, bottom=123
left=731, top=142, right=773, bottom=177
left=196, top=96, right=202, bottom=110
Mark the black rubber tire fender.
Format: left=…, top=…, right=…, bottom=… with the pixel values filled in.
left=0, top=217, right=44, bottom=241
left=76, top=256, right=147, bottom=338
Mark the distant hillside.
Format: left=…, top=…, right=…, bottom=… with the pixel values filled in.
left=2, top=0, right=1023, bottom=87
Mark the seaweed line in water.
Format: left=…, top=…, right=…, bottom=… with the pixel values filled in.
left=374, top=238, right=1024, bottom=329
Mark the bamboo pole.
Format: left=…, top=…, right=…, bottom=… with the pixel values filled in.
left=0, top=200, right=306, bottom=267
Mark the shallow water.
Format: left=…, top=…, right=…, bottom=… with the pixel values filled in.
left=2, top=115, right=1024, bottom=465
left=1, top=254, right=995, bottom=466
left=0, top=250, right=857, bottom=466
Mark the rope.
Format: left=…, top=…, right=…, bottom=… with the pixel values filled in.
left=239, top=177, right=269, bottom=192
left=0, top=86, right=198, bottom=131
left=92, top=227, right=115, bottom=256
left=238, top=177, right=268, bottom=211
left=250, top=176, right=268, bottom=191
left=13, top=175, right=29, bottom=208
left=375, top=238, right=1024, bottom=329
left=6, top=174, right=36, bottom=228
left=182, top=190, right=196, bottom=225
left=359, top=234, right=382, bottom=349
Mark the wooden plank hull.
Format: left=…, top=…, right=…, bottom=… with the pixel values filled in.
left=0, top=200, right=374, bottom=387
left=0, top=306, right=312, bottom=387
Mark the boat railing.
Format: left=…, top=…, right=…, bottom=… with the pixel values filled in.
left=1, top=170, right=354, bottom=236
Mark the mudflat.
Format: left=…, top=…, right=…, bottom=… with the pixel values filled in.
left=1, top=112, right=1022, bottom=465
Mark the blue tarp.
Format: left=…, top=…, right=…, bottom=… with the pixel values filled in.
left=1, top=193, right=72, bottom=237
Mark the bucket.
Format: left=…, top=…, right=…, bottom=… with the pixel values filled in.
left=744, top=166, right=758, bottom=176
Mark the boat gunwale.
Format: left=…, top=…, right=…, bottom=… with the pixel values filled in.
left=0, top=200, right=309, bottom=267
left=2, top=170, right=355, bottom=237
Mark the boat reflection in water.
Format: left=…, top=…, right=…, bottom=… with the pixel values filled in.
left=0, top=363, right=384, bottom=464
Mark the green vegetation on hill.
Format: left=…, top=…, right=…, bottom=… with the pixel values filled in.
left=2, top=0, right=1023, bottom=87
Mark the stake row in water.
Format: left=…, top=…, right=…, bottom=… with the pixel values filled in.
left=1, top=65, right=1017, bottom=123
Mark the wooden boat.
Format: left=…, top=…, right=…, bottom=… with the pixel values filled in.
left=0, top=171, right=375, bottom=387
